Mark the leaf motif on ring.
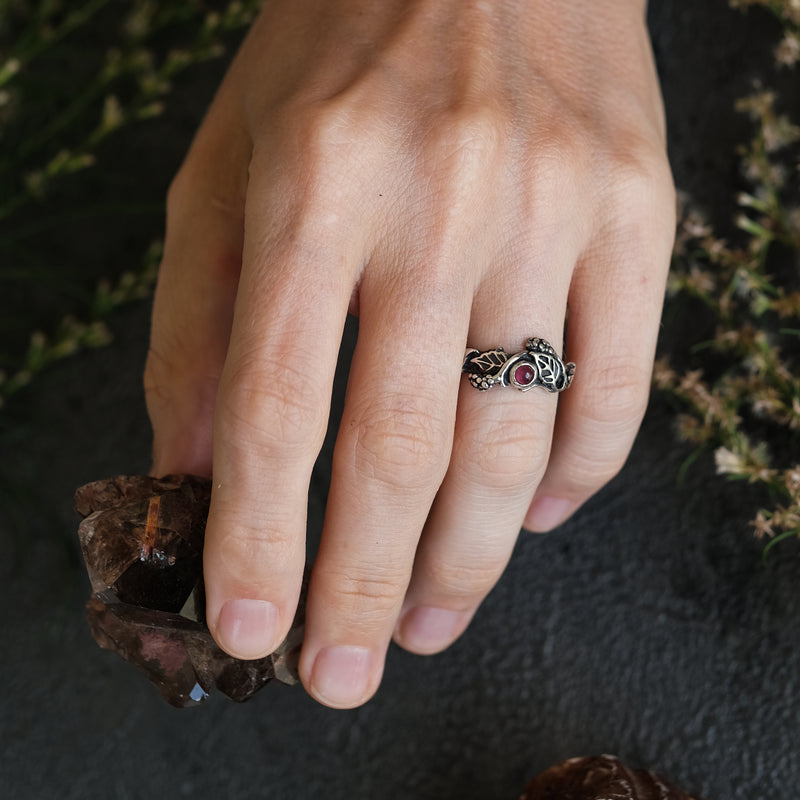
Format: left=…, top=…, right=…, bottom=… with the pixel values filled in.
left=471, top=349, right=509, bottom=374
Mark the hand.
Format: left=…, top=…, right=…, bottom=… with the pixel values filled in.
left=145, top=0, right=675, bottom=708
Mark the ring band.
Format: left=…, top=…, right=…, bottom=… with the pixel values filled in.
left=462, top=337, right=575, bottom=393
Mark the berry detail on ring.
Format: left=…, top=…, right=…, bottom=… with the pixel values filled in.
left=462, top=337, right=575, bottom=393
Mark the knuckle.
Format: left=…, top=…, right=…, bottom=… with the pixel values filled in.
left=219, top=355, right=327, bottom=456
left=295, top=105, right=346, bottom=160
left=530, top=120, right=590, bottom=173
left=520, top=133, right=587, bottom=221
left=287, top=95, right=383, bottom=172
left=424, top=552, right=507, bottom=604
left=419, top=107, right=509, bottom=204
left=264, top=96, right=386, bottom=227
left=349, top=394, right=450, bottom=491
left=212, top=519, right=294, bottom=587
left=167, top=138, right=246, bottom=212
left=324, top=567, right=407, bottom=624
left=166, top=163, right=240, bottom=226
left=602, top=139, right=676, bottom=217
left=584, top=359, right=651, bottom=427
left=429, top=106, right=506, bottom=169
left=456, top=408, right=551, bottom=492
left=163, top=171, right=244, bottom=283
left=556, top=445, right=628, bottom=497
left=617, top=167, right=675, bottom=225
left=556, top=362, right=651, bottom=494
left=144, top=343, right=214, bottom=418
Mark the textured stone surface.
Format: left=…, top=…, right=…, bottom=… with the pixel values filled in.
left=77, top=475, right=209, bottom=614
left=76, top=475, right=305, bottom=706
left=521, top=755, right=700, bottom=800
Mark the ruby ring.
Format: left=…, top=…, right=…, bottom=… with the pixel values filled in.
left=462, top=336, right=575, bottom=393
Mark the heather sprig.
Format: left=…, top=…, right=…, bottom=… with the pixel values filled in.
left=660, top=1, right=800, bottom=554
left=0, top=0, right=261, bottom=221
left=0, top=239, right=162, bottom=409
left=1, top=1, right=798, bottom=559
left=0, top=1, right=260, bottom=414
left=731, top=0, right=800, bottom=66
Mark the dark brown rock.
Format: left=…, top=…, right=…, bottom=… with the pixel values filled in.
left=76, top=474, right=306, bottom=707
left=521, top=755, right=701, bottom=800
left=78, top=480, right=208, bottom=613
left=86, top=594, right=216, bottom=706
left=75, top=474, right=204, bottom=517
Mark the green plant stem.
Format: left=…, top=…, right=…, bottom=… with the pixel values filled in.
left=7, top=73, right=110, bottom=169
left=762, top=527, right=800, bottom=561
left=4, top=0, right=111, bottom=78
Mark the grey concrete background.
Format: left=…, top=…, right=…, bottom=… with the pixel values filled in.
left=1, top=2, right=799, bottom=798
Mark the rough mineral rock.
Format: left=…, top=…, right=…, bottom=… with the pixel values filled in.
left=521, top=755, right=701, bottom=800
left=76, top=474, right=306, bottom=707
left=78, top=475, right=209, bottom=614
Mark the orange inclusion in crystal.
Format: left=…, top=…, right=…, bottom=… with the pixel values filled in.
left=141, top=495, right=162, bottom=560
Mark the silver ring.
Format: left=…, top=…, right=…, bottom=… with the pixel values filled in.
left=462, top=337, right=575, bottom=393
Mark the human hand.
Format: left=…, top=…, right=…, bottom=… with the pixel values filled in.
left=145, top=0, right=675, bottom=708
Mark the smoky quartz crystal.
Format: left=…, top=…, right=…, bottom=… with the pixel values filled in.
left=76, top=474, right=305, bottom=707
left=521, top=755, right=701, bottom=800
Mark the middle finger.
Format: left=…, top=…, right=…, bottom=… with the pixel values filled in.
left=298, top=253, right=473, bottom=709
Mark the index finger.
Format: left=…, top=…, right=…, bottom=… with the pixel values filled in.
left=203, top=159, right=365, bottom=660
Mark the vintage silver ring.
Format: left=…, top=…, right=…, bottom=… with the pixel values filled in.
left=462, top=336, right=575, bottom=393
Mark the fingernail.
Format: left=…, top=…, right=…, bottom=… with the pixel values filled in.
left=396, top=606, right=465, bottom=654
left=525, top=495, right=574, bottom=532
left=310, top=645, right=373, bottom=708
left=215, top=599, right=279, bottom=660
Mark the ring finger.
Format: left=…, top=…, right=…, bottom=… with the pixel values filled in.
left=394, top=245, right=576, bottom=655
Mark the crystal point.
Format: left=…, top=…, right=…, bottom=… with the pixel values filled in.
left=76, top=475, right=306, bottom=707
left=522, top=755, right=701, bottom=800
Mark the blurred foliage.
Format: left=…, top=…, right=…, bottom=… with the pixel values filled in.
left=0, top=0, right=261, bottom=409
left=0, top=0, right=798, bottom=556
left=659, top=0, right=800, bottom=556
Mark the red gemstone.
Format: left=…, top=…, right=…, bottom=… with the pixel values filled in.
left=514, top=364, right=535, bottom=386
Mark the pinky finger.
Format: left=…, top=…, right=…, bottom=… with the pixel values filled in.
left=524, top=178, right=675, bottom=531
